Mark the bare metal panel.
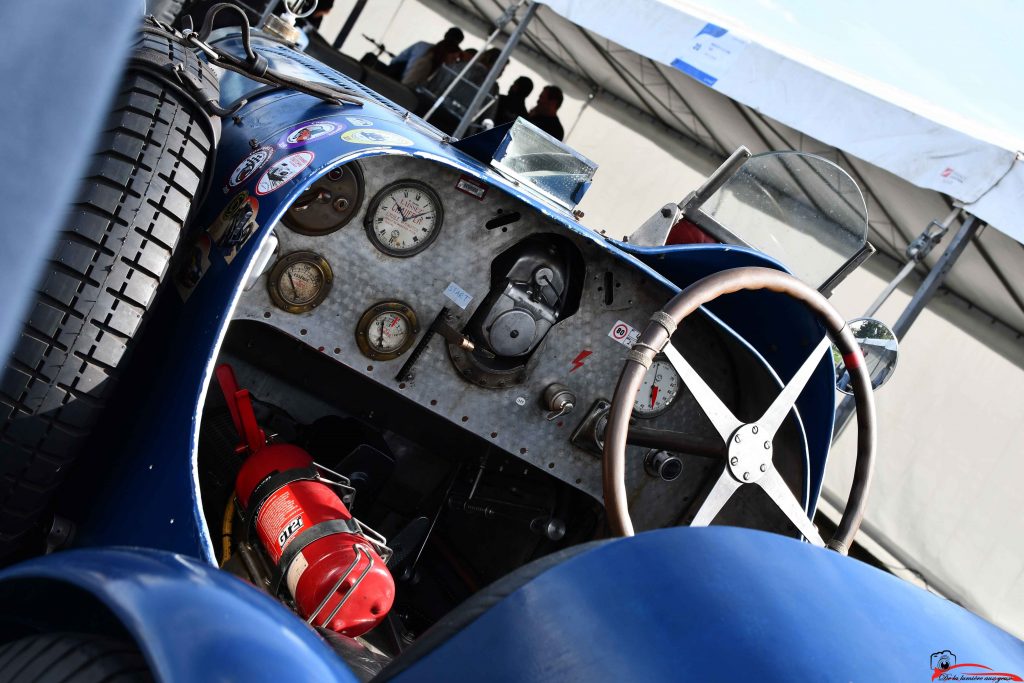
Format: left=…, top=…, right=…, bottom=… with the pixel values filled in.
left=231, top=155, right=805, bottom=531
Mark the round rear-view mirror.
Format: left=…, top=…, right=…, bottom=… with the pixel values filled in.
left=833, top=317, right=899, bottom=395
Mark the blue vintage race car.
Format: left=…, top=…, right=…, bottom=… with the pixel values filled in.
left=0, top=2, right=1020, bottom=681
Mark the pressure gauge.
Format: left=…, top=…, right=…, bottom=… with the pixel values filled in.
left=364, top=180, right=443, bottom=257
left=267, top=251, right=333, bottom=313
left=355, top=301, right=419, bottom=360
left=282, top=163, right=364, bottom=236
left=633, top=357, right=681, bottom=418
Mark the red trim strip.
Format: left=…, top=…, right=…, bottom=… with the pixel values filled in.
left=842, top=351, right=863, bottom=370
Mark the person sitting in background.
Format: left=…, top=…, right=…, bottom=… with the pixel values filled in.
left=494, top=76, right=534, bottom=126
left=526, top=85, right=565, bottom=141
left=452, top=48, right=478, bottom=67
left=386, top=27, right=464, bottom=84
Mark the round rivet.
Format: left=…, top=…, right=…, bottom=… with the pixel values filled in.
left=760, top=464, right=767, bottom=472
left=730, top=457, right=739, bottom=466
left=734, top=434, right=741, bottom=443
left=764, top=441, right=771, bottom=450
left=742, top=472, right=751, bottom=481
left=751, top=425, right=759, bottom=434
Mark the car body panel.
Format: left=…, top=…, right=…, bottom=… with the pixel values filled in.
left=0, top=547, right=357, bottom=682
left=390, top=526, right=1024, bottom=682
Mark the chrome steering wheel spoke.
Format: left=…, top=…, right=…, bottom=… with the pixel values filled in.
left=662, top=342, right=742, bottom=444
left=756, top=467, right=825, bottom=546
left=756, top=335, right=832, bottom=441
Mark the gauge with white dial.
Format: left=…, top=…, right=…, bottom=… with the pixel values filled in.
left=267, top=251, right=333, bottom=313
left=355, top=301, right=419, bottom=360
left=364, top=180, right=443, bottom=257
left=633, top=357, right=681, bottom=417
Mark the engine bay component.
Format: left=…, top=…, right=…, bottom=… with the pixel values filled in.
left=355, top=301, right=420, bottom=360
left=632, top=357, right=681, bottom=418
left=217, top=365, right=395, bottom=637
left=450, top=235, right=584, bottom=388
left=268, top=251, right=334, bottom=313
left=282, top=163, right=364, bottom=236
left=364, top=180, right=443, bottom=257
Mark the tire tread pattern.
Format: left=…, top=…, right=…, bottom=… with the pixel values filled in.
left=0, top=632, right=152, bottom=682
left=0, top=27, right=217, bottom=555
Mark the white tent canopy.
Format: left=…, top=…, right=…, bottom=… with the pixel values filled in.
left=539, top=0, right=1024, bottom=245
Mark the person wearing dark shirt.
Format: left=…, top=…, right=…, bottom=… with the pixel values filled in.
left=494, top=76, right=534, bottom=126
left=386, top=27, right=464, bottom=84
left=526, top=85, right=565, bottom=141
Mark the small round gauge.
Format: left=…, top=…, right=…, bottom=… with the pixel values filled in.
left=282, top=163, right=364, bottom=236
left=633, top=357, right=681, bottom=418
left=364, top=180, right=444, bottom=257
left=355, top=301, right=420, bottom=360
left=267, top=251, right=333, bottom=313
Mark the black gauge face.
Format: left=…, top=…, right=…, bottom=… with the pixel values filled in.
left=633, top=357, right=681, bottom=418
left=355, top=301, right=420, bottom=360
left=282, top=163, right=364, bottom=236
left=267, top=251, right=333, bottom=313
left=364, top=180, right=444, bottom=257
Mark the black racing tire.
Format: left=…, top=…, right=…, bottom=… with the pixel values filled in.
left=0, top=23, right=218, bottom=558
left=0, top=632, right=152, bottom=683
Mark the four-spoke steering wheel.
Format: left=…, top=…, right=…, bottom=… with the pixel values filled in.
left=602, top=267, right=876, bottom=554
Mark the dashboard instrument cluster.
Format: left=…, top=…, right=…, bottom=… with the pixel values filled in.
left=232, top=155, right=795, bottom=530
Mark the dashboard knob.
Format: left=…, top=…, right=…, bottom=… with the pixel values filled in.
left=542, top=383, right=576, bottom=421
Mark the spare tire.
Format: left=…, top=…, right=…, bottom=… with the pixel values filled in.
left=0, top=19, right=219, bottom=558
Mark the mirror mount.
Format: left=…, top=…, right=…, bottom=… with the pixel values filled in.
left=834, top=317, right=900, bottom=394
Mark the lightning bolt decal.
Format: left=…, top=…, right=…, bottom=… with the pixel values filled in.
left=570, top=349, right=593, bottom=372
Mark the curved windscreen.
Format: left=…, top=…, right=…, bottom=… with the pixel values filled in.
left=702, top=152, right=869, bottom=287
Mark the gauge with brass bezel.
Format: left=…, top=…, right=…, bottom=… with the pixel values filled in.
left=633, top=355, right=681, bottom=418
left=282, top=162, right=364, bottom=237
left=355, top=301, right=419, bottom=360
left=267, top=251, right=333, bottom=313
left=364, top=180, right=444, bottom=257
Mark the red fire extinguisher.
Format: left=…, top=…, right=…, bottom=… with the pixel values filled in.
left=218, top=365, right=395, bottom=637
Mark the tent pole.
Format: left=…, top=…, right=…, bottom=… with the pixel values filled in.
left=864, top=205, right=962, bottom=317
left=452, top=2, right=539, bottom=139
left=332, top=0, right=368, bottom=50
left=832, top=212, right=981, bottom=442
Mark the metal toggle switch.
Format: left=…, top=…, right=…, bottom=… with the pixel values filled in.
left=542, top=383, right=576, bottom=421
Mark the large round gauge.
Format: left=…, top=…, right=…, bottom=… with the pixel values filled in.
left=267, top=251, right=333, bottom=313
left=364, top=180, right=443, bottom=257
left=633, top=357, right=681, bottom=418
left=282, top=163, right=364, bottom=236
left=355, top=301, right=420, bottom=360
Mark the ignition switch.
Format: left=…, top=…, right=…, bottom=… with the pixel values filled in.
left=542, top=383, right=575, bottom=421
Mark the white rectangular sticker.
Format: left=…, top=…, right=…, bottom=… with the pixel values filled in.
left=346, top=117, right=375, bottom=126
left=671, top=23, right=748, bottom=87
left=608, top=320, right=640, bottom=348
left=444, top=282, right=473, bottom=309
